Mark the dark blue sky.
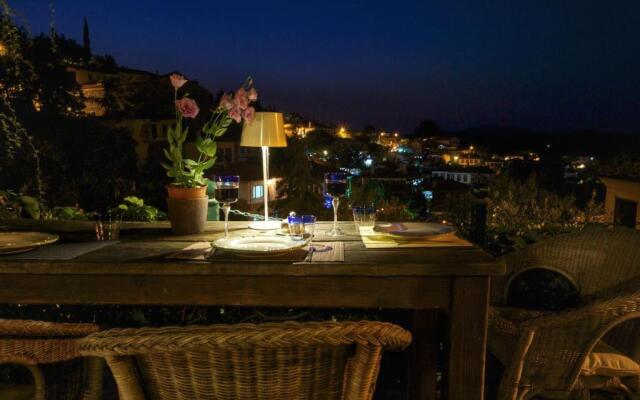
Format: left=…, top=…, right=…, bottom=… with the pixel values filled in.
left=11, top=0, right=640, bottom=133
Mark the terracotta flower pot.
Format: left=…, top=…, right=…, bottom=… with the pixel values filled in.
left=167, top=196, right=209, bottom=235
left=166, top=185, right=207, bottom=200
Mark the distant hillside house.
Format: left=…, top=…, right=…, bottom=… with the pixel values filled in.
left=112, top=118, right=173, bottom=163
left=456, top=156, right=482, bottom=167
left=432, top=166, right=495, bottom=186
left=211, top=162, right=284, bottom=211
left=600, top=177, right=640, bottom=229
left=484, top=159, right=505, bottom=170
left=67, top=65, right=157, bottom=116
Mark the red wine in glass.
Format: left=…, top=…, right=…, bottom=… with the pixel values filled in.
left=214, top=187, right=239, bottom=204
left=214, top=175, right=240, bottom=238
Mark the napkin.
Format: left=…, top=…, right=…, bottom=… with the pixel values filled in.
left=166, top=242, right=213, bottom=260
left=359, top=227, right=470, bottom=249
left=0, top=241, right=119, bottom=260
left=300, top=241, right=345, bottom=262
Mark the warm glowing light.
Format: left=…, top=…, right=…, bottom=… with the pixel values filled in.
left=394, top=133, right=398, bottom=137
left=0, top=42, right=7, bottom=56
left=576, top=163, right=586, bottom=169
left=469, top=146, right=474, bottom=151
left=323, top=150, right=328, bottom=156
left=453, top=155, right=459, bottom=161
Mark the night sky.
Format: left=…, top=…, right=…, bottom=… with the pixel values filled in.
left=11, top=0, right=640, bottom=133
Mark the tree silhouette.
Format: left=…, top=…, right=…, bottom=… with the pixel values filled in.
left=413, top=119, right=440, bottom=138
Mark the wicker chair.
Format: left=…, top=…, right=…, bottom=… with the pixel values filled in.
left=79, top=320, right=412, bottom=400
left=0, top=318, right=102, bottom=400
left=489, top=228, right=640, bottom=400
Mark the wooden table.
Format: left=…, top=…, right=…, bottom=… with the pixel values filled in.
left=0, top=220, right=504, bottom=400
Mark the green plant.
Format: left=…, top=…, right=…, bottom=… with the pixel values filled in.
left=445, top=173, right=605, bottom=256
left=0, top=189, right=40, bottom=219
left=46, top=206, right=90, bottom=220
left=161, top=75, right=257, bottom=188
left=115, top=196, right=166, bottom=221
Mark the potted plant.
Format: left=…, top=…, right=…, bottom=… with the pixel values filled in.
left=162, top=73, right=257, bottom=234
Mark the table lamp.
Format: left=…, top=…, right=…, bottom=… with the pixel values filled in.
left=241, top=111, right=287, bottom=230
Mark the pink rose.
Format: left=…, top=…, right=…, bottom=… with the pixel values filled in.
left=228, top=107, right=242, bottom=123
left=219, top=93, right=234, bottom=110
left=234, top=88, right=249, bottom=110
left=247, top=87, right=258, bottom=101
left=175, top=98, right=199, bottom=118
left=242, top=107, right=255, bottom=124
left=170, top=73, right=187, bottom=89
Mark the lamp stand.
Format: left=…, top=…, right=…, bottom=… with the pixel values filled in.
left=248, top=146, right=281, bottom=230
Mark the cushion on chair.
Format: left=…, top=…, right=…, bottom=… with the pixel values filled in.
left=582, top=341, right=640, bottom=378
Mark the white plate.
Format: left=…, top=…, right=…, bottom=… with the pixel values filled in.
left=373, top=223, right=455, bottom=238
left=0, top=232, right=59, bottom=255
left=213, top=235, right=309, bottom=255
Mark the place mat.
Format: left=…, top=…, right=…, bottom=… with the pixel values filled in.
left=359, top=227, right=471, bottom=249
left=167, top=241, right=344, bottom=263
left=0, top=241, right=119, bottom=260
left=166, top=242, right=214, bottom=261
left=299, top=241, right=345, bottom=263
left=210, top=248, right=307, bottom=262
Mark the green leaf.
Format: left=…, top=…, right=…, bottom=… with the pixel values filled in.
left=214, top=127, right=227, bottom=137
left=200, top=139, right=217, bottom=157
left=201, top=158, right=215, bottom=170
left=124, top=196, right=144, bottom=207
left=20, top=195, right=40, bottom=220
left=163, top=148, right=172, bottom=161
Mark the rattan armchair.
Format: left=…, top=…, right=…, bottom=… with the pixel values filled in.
left=489, top=228, right=640, bottom=400
left=0, top=318, right=102, bottom=400
left=79, top=320, right=411, bottom=400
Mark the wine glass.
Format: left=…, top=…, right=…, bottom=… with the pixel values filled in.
left=213, top=175, right=240, bottom=238
left=324, top=172, right=348, bottom=236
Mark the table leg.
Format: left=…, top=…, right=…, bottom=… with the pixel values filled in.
left=409, top=310, right=439, bottom=400
left=448, top=277, right=490, bottom=400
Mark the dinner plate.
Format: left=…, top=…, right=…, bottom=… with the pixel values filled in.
left=0, top=232, right=59, bottom=255
left=373, top=223, right=456, bottom=238
left=213, top=235, right=309, bottom=255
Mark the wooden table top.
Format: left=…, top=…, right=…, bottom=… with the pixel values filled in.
left=0, top=220, right=504, bottom=278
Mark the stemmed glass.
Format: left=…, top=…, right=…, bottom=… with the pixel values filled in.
left=213, top=175, right=240, bottom=238
left=324, top=172, right=348, bottom=237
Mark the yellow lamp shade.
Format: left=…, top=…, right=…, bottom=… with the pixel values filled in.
left=241, top=112, right=287, bottom=148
